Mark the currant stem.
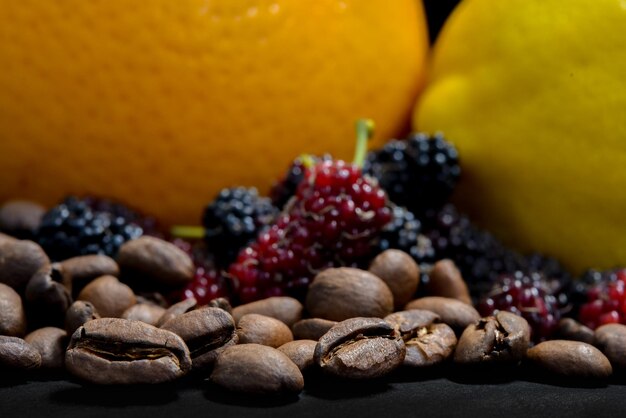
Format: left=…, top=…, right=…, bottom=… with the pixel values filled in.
left=299, top=154, right=316, bottom=169
left=353, top=118, right=374, bottom=168
left=170, top=225, right=205, bottom=239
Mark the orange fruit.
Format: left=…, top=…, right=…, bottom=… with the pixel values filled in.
left=0, top=0, right=429, bottom=226
left=414, top=0, right=626, bottom=273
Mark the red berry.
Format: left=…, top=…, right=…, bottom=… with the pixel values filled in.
left=578, top=268, right=626, bottom=329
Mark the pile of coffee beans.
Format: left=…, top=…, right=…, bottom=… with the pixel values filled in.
left=1, top=209, right=626, bottom=399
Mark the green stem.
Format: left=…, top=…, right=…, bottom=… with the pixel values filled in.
left=170, top=225, right=205, bottom=239
left=352, top=118, right=375, bottom=168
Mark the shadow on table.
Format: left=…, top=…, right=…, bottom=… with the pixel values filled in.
left=202, top=380, right=300, bottom=407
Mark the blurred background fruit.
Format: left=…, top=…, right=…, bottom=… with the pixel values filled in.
left=414, top=0, right=626, bottom=274
left=0, top=0, right=429, bottom=226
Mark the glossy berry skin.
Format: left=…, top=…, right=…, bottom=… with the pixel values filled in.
left=478, top=272, right=564, bottom=343
left=228, top=159, right=392, bottom=304
left=363, top=132, right=460, bottom=216
left=202, top=187, right=278, bottom=267
left=269, top=155, right=332, bottom=209
left=37, top=196, right=143, bottom=261
left=577, top=268, right=626, bottom=330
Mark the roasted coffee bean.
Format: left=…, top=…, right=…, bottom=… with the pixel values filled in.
left=161, top=307, right=238, bottom=372
left=556, top=318, right=595, bottom=344
left=0, top=283, right=27, bottom=336
left=116, top=236, right=194, bottom=286
left=306, top=268, right=394, bottom=321
left=156, top=297, right=198, bottom=327
left=65, top=301, right=100, bottom=336
left=292, top=318, right=338, bottom=341
left=526, top=340, right=612, bottom=379
left=315, top=317, right=405, bottom=379
left=58, top=255, right=119, bottom=297
left=0, top=232, right=17, bottom=246
left=368, top=249, right=420, bottom=310
left=77, top=275, right=136, bottom=318
left=210, top=344, right=304, bottom=395
left=122, top=303, right=166, bottom=326
left=0, top=336, right=41, bottom=370
left=25, top=265, right=72, bottom=327
left=207, top=297, right=233, bottom=314
left=385, top=310, right=456, bottom=368
left=277, top=340, right=317, bottom=372
left=0, top=200, right=45, bottom=239
left=65, top=317, right=192, bottom=385
left=24, top=327, right=67, bottom=369
left=236, top=314, right=293, bottom=348
left=454, top=311, right=530, bottom=365
left=405, top=297, right=480, bottom=335
left=0, top=239, right=50, bottom=291
left=232, top=296, right=303, bottom=327
left=424, top=259, right=471, bottom=305
left=594, top=323, right=626, bottom=371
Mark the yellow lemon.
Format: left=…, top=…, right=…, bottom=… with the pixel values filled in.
left=0, top=0, right=429, bottom=226
left=414, top=0, right=626, bottom=274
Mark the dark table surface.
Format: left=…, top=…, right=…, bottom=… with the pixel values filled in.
left=2, top=368, right=625, bottom=418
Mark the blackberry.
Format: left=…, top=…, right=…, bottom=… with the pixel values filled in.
left=269, top=154, right=332, bottom=209
left=81, top=196, right=161, bottom=237
left=363, top=132, right=460, bottom=216
left=37, top=196, right=143, bottom=261
left=374, top=205, right=436, bottom=265
left=576, top=268, right=626, bottom=329
left=202, top=187, right=279, bottom=267
left=478, top=272, right=565, bottom=343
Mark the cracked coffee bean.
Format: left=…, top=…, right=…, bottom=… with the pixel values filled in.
left=0, top=283, right=27, bottom=337
left=525, top=340, right=612, bottom=380
left=292, top=318, right=337, bottom=341
left=405, top=296, right=480, bottom=335
left=314, top=317, right=405, bottom=379
left=385, top=309, right=456, bottom=368
left=368, top=249, right=420, bottom=310
left=236, top=313, right=293, bottom=348
left=210, top=344, right=304, bottom=395
left=454, top=311, right=530, bottom=366
left=161, top=306, right=238, bottom=372
left=0, top=336, right=41, bottom=370
left=24, top=327, right=67, bottom=370
left=65, top=301, right=100, bottom=336
left=77, top=275, right=136, bottom=318
left=594, top=323, right=626, bottom=371
left=277, top=340, right=317, bottom=372
left=25, top=264, right=72, bottom=328
left=65, top=317, right=192, bottom=385
left=306, top=268, right=394, bottom=321
left=232, top=296, right=303, bottom=327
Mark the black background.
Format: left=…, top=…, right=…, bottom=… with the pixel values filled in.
left=4, top=2, right=623, bottom=417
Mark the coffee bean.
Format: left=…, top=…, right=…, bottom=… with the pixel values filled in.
left=155, top=297, right=198, bottom=327
left=116, top=236, right=194, bottom=287
left=0, top=282, right=27, bottom=336
left=594, top=323, right=626, bottom=371
left=306, top=268, right=394, bottom=321
left=368, top=249, right=420, bottom=310
left=404, top=296, right=480, bottom=335
left=24, top=327, right=67, bottom=369
left=315, top=317, right=405, bottom=379
left=65, top=317, right=192, bottom=384
left=58, top=254, right=119, bottom=297
left=454, top=311, right=530, bottom=365
left=292, top=318, right=337, bottom=341
left=424, top=259, right=471, bottom=305
left=25, top=264, right=72, bottom=327
left=385, top=310, right=456, bottom=368
left=65, top=301, right=100, bottom=336
left=207, top=297, right=232, bottom=314
left=232, top=296, right=303, bottom=327
left=0, top=232, right=17, bottom=246
left=0, top=200, right=45, bottom=239
left=236, top=314, right=293, bottom=348
left=210, top=344, right=304, bottom=395
left=122, top=303, right=166, bottom=326
left=277, top=340, right=317, bottom=372
left=0, top=336, right=41, bottom=370
left=161, top=307, right=238, bottom=372
left=77, top=275, right=136, bottom=318
left=0, top=239, right=50, bottom=291
left=526, top=340, right=612, bottom=379
left=555, top=318, right=595, bottom=344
